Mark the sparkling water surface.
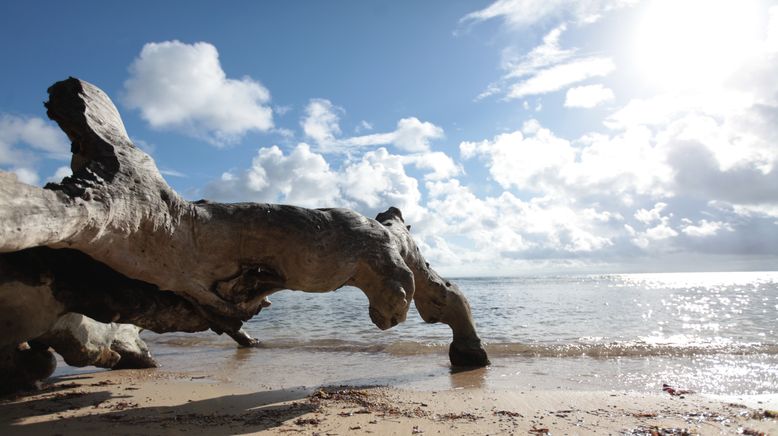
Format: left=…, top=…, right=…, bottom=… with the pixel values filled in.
left=135, top=272, right=778, bottom=395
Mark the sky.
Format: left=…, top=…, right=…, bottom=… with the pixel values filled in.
left=1, top=0, right=777, bottom=275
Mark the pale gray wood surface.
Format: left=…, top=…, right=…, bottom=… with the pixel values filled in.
left=0, top=78, right=488, bottom=391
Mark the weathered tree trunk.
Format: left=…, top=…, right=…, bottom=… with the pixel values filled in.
left=0, top=77, right=489, bottom=390
left=39, top=313, right=157, bottom=369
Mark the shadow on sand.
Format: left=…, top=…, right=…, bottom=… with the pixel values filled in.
left=1, top=358, right=491, bottom=435
left=0, top=381, right=315, bottom=435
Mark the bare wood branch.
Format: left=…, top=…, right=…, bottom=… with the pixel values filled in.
left=0, top=77, right=489, bottom=390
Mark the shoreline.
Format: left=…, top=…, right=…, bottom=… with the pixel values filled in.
left=2, top=366, right=776, bottom=435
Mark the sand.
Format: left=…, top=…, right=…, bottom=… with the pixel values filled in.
left=2, top=367, right=777, bottom=435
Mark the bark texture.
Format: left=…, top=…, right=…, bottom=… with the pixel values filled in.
left=0, top=78, right=489, bottom=390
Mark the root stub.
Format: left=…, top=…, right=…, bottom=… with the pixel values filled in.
left=449, top=341, right=490, bottom=368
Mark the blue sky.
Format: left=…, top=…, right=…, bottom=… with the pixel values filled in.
left=2, top=0, right=777, bottom=275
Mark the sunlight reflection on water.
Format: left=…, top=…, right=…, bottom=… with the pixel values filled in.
left=133, top=271, right=778, bottom=395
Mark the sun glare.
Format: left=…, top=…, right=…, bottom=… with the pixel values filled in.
left=634, top=0, right=762, bottom=90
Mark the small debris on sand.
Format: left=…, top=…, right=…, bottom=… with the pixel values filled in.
left=309, top=386, right=428, bottom=418
left=108, top=400, right=138, bottom=411
left=662, top=384, right=694, bottom=396
left=2, top=376, right=776, bottom=435
left=494, top=410, right=523, bottom=418
left=294, top=417, right=322, bottom=426
left=437, top=412, right=481, bottom=422
left=47, top=391, right=89, bottom=400
left=630, top=425, right=692, bottom=435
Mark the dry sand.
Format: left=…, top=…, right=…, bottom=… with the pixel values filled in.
left=1, top=367, right=776, bottom=435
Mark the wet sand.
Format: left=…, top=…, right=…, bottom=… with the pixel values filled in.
left=2, top=366, right=776, bottom=435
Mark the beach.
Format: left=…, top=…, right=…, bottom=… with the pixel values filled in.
left=3, top=0, right=778, bottom=432
left=3, top=272, right=778, bottom=434
left=2, top=363, right=777, bottom=435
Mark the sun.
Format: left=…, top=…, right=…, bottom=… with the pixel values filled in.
left=633, top=0, right=762, bottom=90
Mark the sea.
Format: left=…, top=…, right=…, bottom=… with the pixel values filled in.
left=60, top=272, right=778, bottom=397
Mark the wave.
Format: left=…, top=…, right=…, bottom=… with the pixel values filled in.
left=143, top=327, right=778, bottom=358
left=382, top=340, right=778, bottom=358
left=146, top=335, right=778, bottom=359
left=481, top=341, right=778, bottom=358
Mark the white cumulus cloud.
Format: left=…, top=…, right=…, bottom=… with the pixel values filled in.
left=403, top=152, right=463, bottom=181
left=634, top=203, right=669, bottom=225
left=301, top=99, right=342, bottom=145
left=1, top=114, right=70, bottom=186
left=681, top=219, right=733, bottom=238
left=460, top=120, right=576, bottom=192
left=342, top=148, right=426, bottom=221
left=203, top=143, right=338, bottom=207
left=564, top=84, right=615, bottom=108
left=46, top=165, right=72, bottom=184
left=202, top=144, right=430, bottom=225
left=11, top=167, right=39, bottom=186
left=425, top=179, right=618, bottom=267
left=387, top=118, right=445, bottom=153
left=300, top=98, right=444, bottom=153
left=123, top=40, right=273, bottom=146
left=0, top=114, right=69, bottom=165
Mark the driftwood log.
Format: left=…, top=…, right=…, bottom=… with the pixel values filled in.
left=39, top=313, right=157, bottom=370
left=0, top=78, right=489, bottom=391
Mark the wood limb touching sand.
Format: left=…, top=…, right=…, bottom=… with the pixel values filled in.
left=0, top=77, right=489, bottom=392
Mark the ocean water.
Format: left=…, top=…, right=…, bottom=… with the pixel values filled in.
left=124, top=272, right=778, bottom=395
